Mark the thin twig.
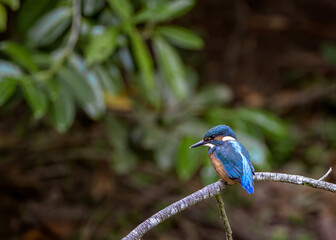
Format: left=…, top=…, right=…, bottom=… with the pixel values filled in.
left=318, top=167, right=332, bottom=181
left=215, top=194, right=233, bottom=240
left=122, top=171, right=336, bottom=240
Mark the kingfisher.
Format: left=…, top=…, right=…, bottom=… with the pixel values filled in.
left=190, top=125, right=255, bottom=194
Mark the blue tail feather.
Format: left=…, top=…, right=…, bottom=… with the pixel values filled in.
left=241, top=177, right=254, bottom=194
left=241, top=154, right=254, bottom=194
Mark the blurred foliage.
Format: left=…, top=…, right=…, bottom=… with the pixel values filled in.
left=0, top=0, right=292, bottom=182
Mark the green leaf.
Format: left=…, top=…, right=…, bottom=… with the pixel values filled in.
left=21, top=77, right=47, bottom=119
left=49, top=82, right=75, bottom=133
left=44, top=78, right=60, bottom=101
left=0, top=0, right=20, bottom=10
left=0, top=41, right=38, bottom=72
left=18, top=0, right=56, bottom=35
left=105, top=115, right=127, bottom=150
left=154, top=36, right=188, bottom=100
left=58, top=55, right=105, bottom=119
left=106, top=115, right=138, bottom=174
left=118, top=47, right=134, bottom=72
left=205, top=107, right=238, bottom=127
left=93, top=64, right=122, bottom=95
left=107, top=0, right=132, bottom=21
left=32, top=52, right=52, bottom=68
left=0, top=3, right=7, bottom=32
left=134, top=0, right=195, bottom=23
left=28, top=7, right=72, bottom=47
left=85, top=26, right=119, bottom=65
left=236, top=108, right=288, bottom=139
left=106, top=61, right=123, bottom=93
left=0, top=77, right=17, bottom=107
left=83, top=0, right=105, bottom=16
left=111, top=149, right=137, bottom=174
left=129, top=30, right=154, bottom=93
left=0, top=60, right=22, bottom=77
left=154, top=137, right=178, bottom=170
left=156, top=25, right=203, bottom=50
left=191, top=85, right=233, bottom=111
left=177, top=136, right=205, bottom=181
left=0, top=60, right=22, bottom=106
left=237, top=132, right=270, bottom=169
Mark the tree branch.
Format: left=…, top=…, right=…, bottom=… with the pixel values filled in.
left=318, top=167, right=332, bottom=181
left=215, top=194, right=233, bottom=240
left=122, top=171, right=336, bottom=240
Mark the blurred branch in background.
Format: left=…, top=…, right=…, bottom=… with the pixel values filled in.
left=123, top=170, right=336, bottom=240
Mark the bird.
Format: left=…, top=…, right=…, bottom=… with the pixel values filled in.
left=189, top=125, right=255, bottom=194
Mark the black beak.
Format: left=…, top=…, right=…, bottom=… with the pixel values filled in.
left=189, top=140, right=206, bottom=148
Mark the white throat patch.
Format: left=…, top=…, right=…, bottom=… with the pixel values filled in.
left=222, top=136, right=236, bottom=141
left=204, top=143, right=215, bottom=148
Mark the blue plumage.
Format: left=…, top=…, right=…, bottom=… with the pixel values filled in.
left=190, top=125, right=255, bottom=194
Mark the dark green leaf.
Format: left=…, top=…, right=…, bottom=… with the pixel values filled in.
left=97, top=8, right=120, bottom=26
left=85, top=26, right=119, bottom=65
left=129, top=30, right=154, bottom=92
left=157, top=25, right=203, bottom=50
left=0, top=4, right=7, bottom=32
left=111, top=149, right=137, bottom=174
left=154, top=36, right=188, bottom=100
left=106, top=61, right=123, bottom=93
left=134, top=0, right=195, bottom=23
left=18, top=0, right=57, bottom=35
left=21, top=77, right=47, bottom=119
left=106, top=114, right=127, bottom=150
left=44, top=78, right=60, bottom=101
left=28, top=7, right=71, bottom=47
left=32, top=53, right=52, bottom=68
left=191, top=85, right=233, bottom=110
left=177, top=136, right=205, bottom=180
left=0, top=77, right=17, bottom=107
left=0, top=60, right=21, bottom=106
left=83, top=0, right=105, bottom=16
left=58, top=55, right=105, bottom=119
left=0, top=41, right=38, bottom=72
left=49, top=82, right=75, bottom=133
left=105, top=114, right=137, bottom=173
left=118, top=47, right=134, bottom=72
left=141, top=127, right=165, bottom=149
left=107, top=0, right=132, bottom=21
left=93, top=64, right=121, bottom=95
left=205, top=108, right=238, bottom=127
left=236, top=108, right=288, bottom=139
left=1, top=0, right=19, bottom=10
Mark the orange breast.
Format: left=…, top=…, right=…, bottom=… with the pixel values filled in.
left=209, top=152, right=237, bottom=185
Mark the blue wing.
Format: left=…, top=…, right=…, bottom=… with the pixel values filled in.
left=214, top=141, right=255, bottom=194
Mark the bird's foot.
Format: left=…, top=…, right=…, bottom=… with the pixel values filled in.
left=219, top=179, right=228, bottom=185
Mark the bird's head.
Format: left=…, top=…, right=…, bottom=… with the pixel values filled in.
left=189, top=125, right=237, bottom=149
